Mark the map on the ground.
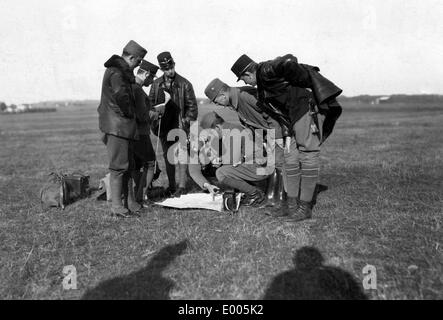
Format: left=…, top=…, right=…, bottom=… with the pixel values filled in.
left=154, top=192, right=224, bottom=212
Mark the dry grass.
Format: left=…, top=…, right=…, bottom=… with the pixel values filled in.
left=0, top=102, right=442, bottom=300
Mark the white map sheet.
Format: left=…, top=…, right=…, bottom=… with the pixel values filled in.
left=154, top=192, right=224, bottom=212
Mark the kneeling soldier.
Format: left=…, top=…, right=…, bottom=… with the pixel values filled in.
left=204, top=78, right=300, bottom=213
left=189, top=112, right=273, bottom=208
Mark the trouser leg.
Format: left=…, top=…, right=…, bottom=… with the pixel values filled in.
left=140, top=161, right=155, bottom=199
left=178, top=164, right=188, bottom=189
left=299, top=150, right=320, bottom=202
left=177, top=142, right=188, bottom=189
left=283, top=141, right=301, bottom=199
left=216, top=164, right=269, bottom=207
left=161, top=137, right=176, bottom=190
left=274, top=140, right=300, bottom=199
left=122, top=171, right=130, bottom=209
left=293, top=111, right=322, bottom=205
left=215, top=165, right=266, bottom=194
left=266, top=141, right=299, bottom=216
left=133, top=169, right=143, bottom=202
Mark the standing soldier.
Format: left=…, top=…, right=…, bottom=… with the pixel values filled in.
left=132, top=60, right=159, bottom=204
left=148, top=51, right=198, bottom=197
left=98, top=40, right=147, bottom=218
left=231, top=54, right=342, bottom=222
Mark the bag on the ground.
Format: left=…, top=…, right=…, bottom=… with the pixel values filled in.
left=40, top=172, right=90, bottom=209
left=97, top=173, right=111, bottom=201
left=63, top=172, right=90, bottom=203
left=40, top=172, right=65, bottom=209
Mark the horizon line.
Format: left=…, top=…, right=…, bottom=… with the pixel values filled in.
left=3, top=92, right=443, bottom=105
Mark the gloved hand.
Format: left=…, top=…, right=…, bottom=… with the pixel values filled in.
left=210, top=156, right=222, bottom=168
left=154, top=103, right=165, bottom=115
left=149, top=110, right=160, bottom=121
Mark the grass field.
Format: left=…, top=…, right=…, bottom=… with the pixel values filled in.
left=0, top=101, right=442, bottom=300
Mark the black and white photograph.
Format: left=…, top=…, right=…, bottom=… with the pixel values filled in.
left=0, top=0, right=442, bottom=303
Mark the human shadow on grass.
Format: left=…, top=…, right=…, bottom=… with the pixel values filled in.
left=263, top=247, right=368, bottom=300
left=82, top=240, right=189, bottom=300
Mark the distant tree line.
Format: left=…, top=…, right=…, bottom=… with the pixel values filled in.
left=0, top=101, right=56, bottom=114
left=338, top=94, right=443, bottom=104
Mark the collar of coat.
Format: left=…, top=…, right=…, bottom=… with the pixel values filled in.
left=228, top=87, right=240, bottom=110
left=104, top=55, right=135, bottom=83
left=157, top=72, right=184, bottom=87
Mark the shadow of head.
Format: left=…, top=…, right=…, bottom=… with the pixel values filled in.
left=81, top=240, right=189, bottom=300
left=293, top=246, right=324, bottom=270
left=263, top=246, right=368, bottom=300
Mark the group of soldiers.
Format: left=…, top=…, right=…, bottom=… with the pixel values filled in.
left=98, top=40, right=343, bottom=222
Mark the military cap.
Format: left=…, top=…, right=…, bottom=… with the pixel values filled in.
left=231, top=54, right=256, bottom=81
left=200, top=111, right=224, bottom=130
left=204, top=78, right=228, bottom=102
left=157, top=51, right=175, bottom=70
left=139, top=60, right=159, bottom=75
left=123, top=40, right=147, bottom=58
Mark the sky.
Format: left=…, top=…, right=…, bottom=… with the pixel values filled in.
left=0, top=0, right=442, bottom=104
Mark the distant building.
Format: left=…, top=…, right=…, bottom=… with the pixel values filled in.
left=5, top=106, right=15, bottom=113
left=16, top=104, right=28, bottom=112
left=372, top=96, right=391, bottom=105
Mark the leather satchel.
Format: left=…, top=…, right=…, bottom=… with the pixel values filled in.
left=40, top=172, right=90, bottom=209
left=62, top=172, right=90, bottom=205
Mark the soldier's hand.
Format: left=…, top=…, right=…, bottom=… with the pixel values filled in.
left=211, top=156, right=222, bottom=167
left=154, top=103, right=166, bottom=115
left=149, top=110, right=159, bottom=121
left=204, top=183, right=220, bottom=198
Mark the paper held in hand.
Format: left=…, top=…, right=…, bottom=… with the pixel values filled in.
left=154, top=192, right=224, bottom=212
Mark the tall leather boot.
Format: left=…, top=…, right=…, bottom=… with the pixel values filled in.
left=265, top=169, right=291, bottom=217
left=265, top=168, right=287, bottom=208
left=265, top=170, right=278, bottom=207
left=165, top=161, right=176, bottom=195
left=133, top=169, right=144, bottom=203
left=128, top=171, right=143, bottom=214
left=173, top=163, right=188, bottom=197
left=110, top=171, right=131, bottom=218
